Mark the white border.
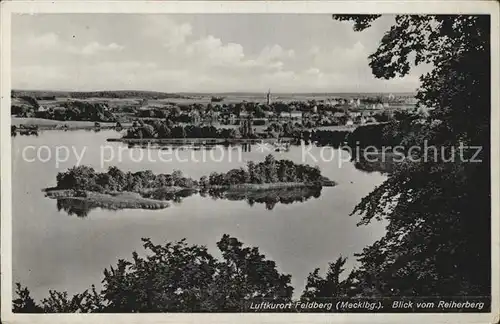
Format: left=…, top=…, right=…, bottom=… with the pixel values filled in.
left=1, top=1, right=499, bottom=323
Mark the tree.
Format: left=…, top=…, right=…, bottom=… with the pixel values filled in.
left=168, top=106, right=181, bottom=119
left=301, top=256, right=354, bottom=300
left=246, top=161, right=257, bottom=183
left=263, top=154, right=279, bottom=183
left=14, top=235, right=293, bottom=313
left=13, top=282, right=104, bottom=313
left=171, top=170, right=184, bottom=186
left=254, top=105, right=266, bottom=118
left=107, top=166, right=126, bottom=190
left=156, top=123, right=171, bottom=138
left=212, top=235, right=293, bottom=310
left=233, top=103, right=243, bottom=118
left=209, top=172, right=224, bottom=186
left=199, top=175, right=209, bottom=187
left=13, top=283, right=43, bottom=313
left=331, top=15, right=490, bottom=296
left=223, top=168, right=248, bottom=185
left=56, top=166, right=98, bottom=191
left=140, top=124, right=156, bottom=138
left=19, top=95, right=40, bottom=109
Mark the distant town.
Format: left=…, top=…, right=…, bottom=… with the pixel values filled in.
left=11, top=89, right=427, bottom=137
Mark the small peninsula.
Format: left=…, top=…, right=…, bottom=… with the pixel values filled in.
left=44, top=155, right=336, bottom=211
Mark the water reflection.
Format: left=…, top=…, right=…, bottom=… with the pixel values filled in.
left=205, top=186, right=322, bottom=210
left=13, top=129, right=388, bottom=300
left=55, top=186, right=323, bottom=217
left=350, top=150, right=396, bottom=174
left=56, top=199, right=96, bottom=218
left=127, top=143, right=222, bottom=150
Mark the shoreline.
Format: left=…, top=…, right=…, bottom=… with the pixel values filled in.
left=44, top=189, right=170, bottom=210
left=107, top=137, right=294, bottom=145
left=12, top=117, right=130, bottom=130
left=44, top=180, right=336, bottom=211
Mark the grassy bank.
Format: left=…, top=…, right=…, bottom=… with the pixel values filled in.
left=107, top=137, right=293, bottom=145
left=44, top=179, right=335, bottom=211
left=44, top=189, right=170, bottom=210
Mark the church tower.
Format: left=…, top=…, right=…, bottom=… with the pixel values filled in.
left=267, top=89, right=272, bottom=105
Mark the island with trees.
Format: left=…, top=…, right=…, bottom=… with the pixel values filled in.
left=110, top=119, right=304, bottom=145
left=44, top=155, right=336, bottom=212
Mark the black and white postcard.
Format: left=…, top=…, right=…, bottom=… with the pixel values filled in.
left=1, top=1, right=498, bottom=323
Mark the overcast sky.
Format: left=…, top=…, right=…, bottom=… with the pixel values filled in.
left=12, top=14, right=428, bottom=93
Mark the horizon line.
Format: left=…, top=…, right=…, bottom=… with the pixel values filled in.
left=12, top=89, right=417, bottom=95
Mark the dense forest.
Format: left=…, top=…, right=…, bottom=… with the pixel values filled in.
left=55, top=165, right=197, bottom=194
left=201, top=155, right=325, bottom=186
left=124, top=119, right=305, bottom=139
left=124, top=120, right=242, bottom=139
left=11, top=233, right=368, bottom=313
left=13, top=235, right=294, bottom=312
left=329, top=14, right=491, bottom=297
left=12, top=98, right=116, bottom=122
left=39, top=101, right=116, bottom=122
left=54, top=155, right=328, bottom=196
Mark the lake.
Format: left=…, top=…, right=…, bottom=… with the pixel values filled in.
left=12, top=129, right=387, bottom=300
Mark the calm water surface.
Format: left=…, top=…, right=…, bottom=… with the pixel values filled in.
left=12, top=129, right=387, bottom=299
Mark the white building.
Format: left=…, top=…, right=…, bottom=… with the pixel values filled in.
left=280, top=111, right=302, bottom=119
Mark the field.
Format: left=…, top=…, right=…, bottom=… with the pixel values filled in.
left=13, top=90, right=416, bottom=105
left=11, top=90, right=412, bottom=132
left=11, top=117, right=129, bottom=130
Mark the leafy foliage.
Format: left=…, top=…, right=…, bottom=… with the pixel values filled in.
left=56, top=165, right=197, bottom=194
left=35, top=101, right=116, bottom=122
left=301, top=257, right=356, bottom=300
left=124, top=121, right=240, bottom=139
left=14, top=235, right=293, bottom=312
left=206, top=155, right=323, bottom=186
left=55, top=155, right=327, bottom=195
left=332, top=15, right=382, bottom=31
left=327, top=15, right=491, bottom=297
